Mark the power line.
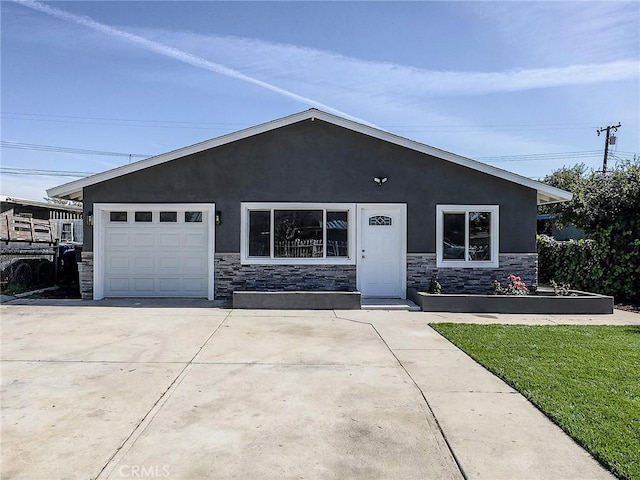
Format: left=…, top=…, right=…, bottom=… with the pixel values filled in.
left=386, top=122, right=596, bottom=128
left=3, top=137, right=637, bottom=165
left=1, top=111, right=249, bottom=126
left=1, top=167, right=95, bottom=178
left=391, top=125, right=598, bottom=133
left=479, top=150, right=605, bottom=163
left=2, top=111, right=601, bottom=133
left=1, top=141, right=151, bottom=158
left=4, top=150, right=636, bottom=181
left=1, top=112, right=250, bottom=131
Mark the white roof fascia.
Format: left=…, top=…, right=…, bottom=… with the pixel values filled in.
left=46, top=109, right=572, bottom=205
left=0, top=195, right=82, bottom=211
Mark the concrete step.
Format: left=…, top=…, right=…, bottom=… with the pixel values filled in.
left=361, top=298, right=421, bottom=311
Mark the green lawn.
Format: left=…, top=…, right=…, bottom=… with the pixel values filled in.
left=430, top=324, right=640, bottom=480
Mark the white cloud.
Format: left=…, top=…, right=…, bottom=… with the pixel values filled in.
left=9, top=0, right=370, bottom=124
left=471, top=2, right=640, bottom=66
left=6, top=0, right=638, bottom=185
left=0, top=174, right=61, bottom=202
left=139, top=29, right=638, bottom=101
left=12, top=1, right=638, bottom=107
left=134, top=28, right=637, bottom=159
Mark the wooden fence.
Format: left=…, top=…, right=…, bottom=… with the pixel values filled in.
left=0, top=215, right=54, bottom=244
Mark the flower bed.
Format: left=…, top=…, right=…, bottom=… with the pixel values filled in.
left=407, top=287, right=613, bottom=314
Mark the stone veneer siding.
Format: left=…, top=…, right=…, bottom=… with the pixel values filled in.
left=78, top=251, right=536, bottom=300
left=215, top=253, right=356, bottom=301
left=407, top=253, right=538, bottom=294
left=78, top=251, right=94, bottom=300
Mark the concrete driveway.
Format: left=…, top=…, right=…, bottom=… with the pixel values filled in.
left=2, top=301, right=627, bottom=479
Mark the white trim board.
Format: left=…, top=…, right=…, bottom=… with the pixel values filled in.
left=47, top=109, right=572, bottom=205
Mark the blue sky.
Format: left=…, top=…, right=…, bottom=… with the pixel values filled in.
left=2, top=0, right=639, bottom=201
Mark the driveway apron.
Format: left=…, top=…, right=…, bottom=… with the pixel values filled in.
left=3, top=302, right=629, bottom=479
left=1, top=304, right=462, bottom=480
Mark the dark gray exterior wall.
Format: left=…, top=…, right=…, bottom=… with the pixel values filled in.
left=83, top=118, right=537, bottom=255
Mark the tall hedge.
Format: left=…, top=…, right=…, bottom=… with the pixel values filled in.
left=538, top=160, right=640, bottom=300
left=537, top=235, right=640, bottom=299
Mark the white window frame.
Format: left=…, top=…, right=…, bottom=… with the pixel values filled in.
left=60, top=222, right=73, bottom=242
left=241, top=202, right=356, bottom=265
left=436, top=205, right=499, bottom=268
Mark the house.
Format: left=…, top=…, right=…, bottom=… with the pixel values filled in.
left=46, top=109, right=571, bottom=301
left=537, top=213, right=585, bottom=241
left=0, top=196, right=83, bottom=244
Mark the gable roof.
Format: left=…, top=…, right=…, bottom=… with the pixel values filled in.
left=47, top=109, right=572, bottom=205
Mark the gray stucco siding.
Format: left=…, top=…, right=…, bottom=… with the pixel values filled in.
left=82, top=119, right=537, bottom=253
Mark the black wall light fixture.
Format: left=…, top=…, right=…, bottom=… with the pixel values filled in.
left=373, top=176, right=388, bottom=186
left=215, top=210, right=222, bottom=225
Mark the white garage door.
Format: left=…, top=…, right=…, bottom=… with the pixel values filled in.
left=99, top=205, right=213, bottom=298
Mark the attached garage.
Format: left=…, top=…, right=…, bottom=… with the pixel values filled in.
left=93, top=204, right=215, bottom=299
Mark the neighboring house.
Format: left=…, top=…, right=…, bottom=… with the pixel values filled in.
left=0, top=196, right=83, bottom=244
left=47, top=109, right=571, bottom=301
left=537, top=213, right=585, bottom=241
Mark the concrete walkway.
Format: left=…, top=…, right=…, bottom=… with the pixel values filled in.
left=422, top=309, right=640, bottom=326
left=339, top=310, right=635, bottom=479
left=2, top=301, right=635, bottom=479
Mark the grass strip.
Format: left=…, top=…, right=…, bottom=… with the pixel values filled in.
left=430, top=324, right=640, bottom=480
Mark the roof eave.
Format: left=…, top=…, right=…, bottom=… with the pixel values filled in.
left=0, top=195, right=83, bottom=210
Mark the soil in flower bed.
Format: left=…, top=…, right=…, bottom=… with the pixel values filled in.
left=38, top=285, right=80, bottom=299
left=20, top=284, right=80, bottom=299
left=615, top=301, right=640, bottom=314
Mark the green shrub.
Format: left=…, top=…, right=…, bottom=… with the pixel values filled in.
left=538, top=160, right=640, bottom=301
left=537, top=234, right=639, bottom=300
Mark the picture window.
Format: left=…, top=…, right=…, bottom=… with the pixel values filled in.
left=242, top=203, right=354, bottom=264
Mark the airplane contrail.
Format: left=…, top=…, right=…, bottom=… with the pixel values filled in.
left=11, top=0, right=371, bottom=124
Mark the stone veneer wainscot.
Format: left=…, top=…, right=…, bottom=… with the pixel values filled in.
left=78, top=252, right=537, bottom=300
left=407, top=253, right=538, bottom=294
left=215, top=253, right=357, bottom=301
left=78, top=251, right=94, bottom=300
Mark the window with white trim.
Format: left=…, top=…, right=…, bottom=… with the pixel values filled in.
left=436, top=205, right=499, bottom=268
left=60, top=222, right=73, bottom=241
left=241, top=203, right=355, bottom=264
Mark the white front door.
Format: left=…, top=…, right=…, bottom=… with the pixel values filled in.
left=357, top=204, right=406, bottom=298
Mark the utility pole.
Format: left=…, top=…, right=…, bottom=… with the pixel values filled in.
left=596, top=123, right=621, bottom=172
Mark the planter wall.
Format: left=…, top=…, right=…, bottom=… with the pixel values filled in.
left=233, top=291, right=361, bottom=310
left=407, top=288, right=613, bottom=314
